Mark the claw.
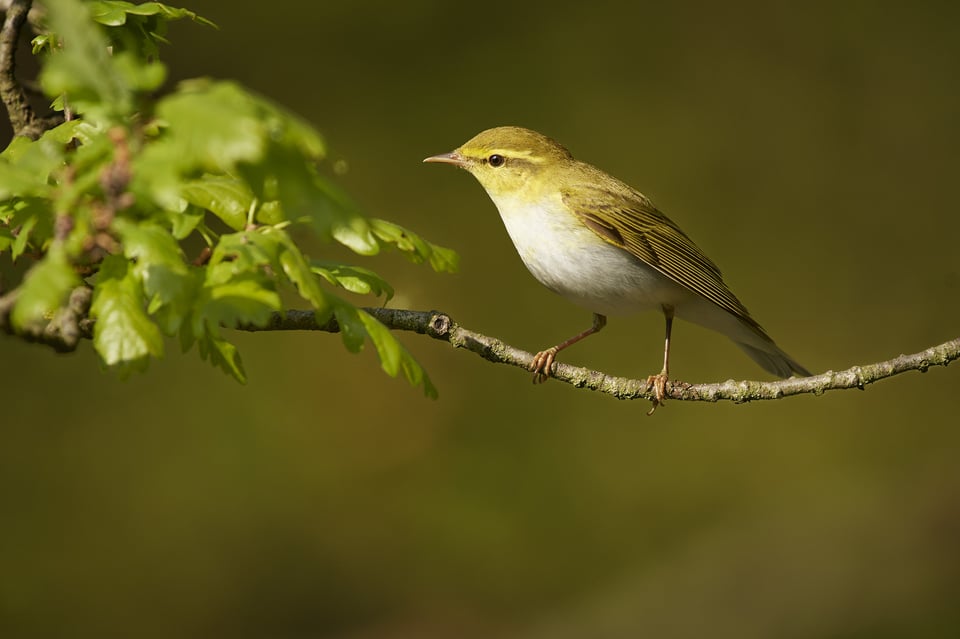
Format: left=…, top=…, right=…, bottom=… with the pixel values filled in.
left=530, top=347, right=557, bottom=384
left=527, top=314, right=606, bottom=385
left=645, top=372, right=669, bottom=416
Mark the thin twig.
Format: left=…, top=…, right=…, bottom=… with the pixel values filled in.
left=0, top=286, right=94, bottom=350
left=0, top=0, right=60, bottom=138
left=0, top=0, right=38, bottom=137
left=2, top=296, right=956, bottom=403
left=235, top=308, right=958, bottom=404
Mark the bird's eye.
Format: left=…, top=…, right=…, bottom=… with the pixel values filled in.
left=487, top=154, right=505, bottom=167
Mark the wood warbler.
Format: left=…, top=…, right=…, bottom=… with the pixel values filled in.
left=425, top=126, right=809, bottom=410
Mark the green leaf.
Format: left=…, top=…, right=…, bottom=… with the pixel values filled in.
left=332, top=299, right=437, bottom=398
left=369, top=218, right=460, bottom=273
left=40, top=0, right=132, bottom=119
left=31, top=34, right=53, bottom=55
left=155, top=81, right=269, bottom=170
left=207, top=227, right=332, bottom=315
left=167, top=205, right=204, bottom=240
left=197, top=333, right=247, bottom=383
left=0, top=129, right=71, bottom=200
left=11, top=214, right=38, bottom=260
left=89, top=1, right=217, bottom=28
left=195, top=277, right=281, bottom=335
left=180, top=176, right=254, bottom=231
left=310, top=174, right=379, bottom=254
left=41, top=119, right=98, bottom=147
left=134, top=80, right=328, bottom=225
left=238, top=147, right=314, bottom=223
left=0, top=136, right=32, bottom=159
left=146, top=268, right=202, bottom=336
left=114, top=219, right=197, bottom=335
left=425, top=243, right=460, bottom=274
left=312, top=261, right=394, bottom=301
left=4, top=198, right=55, bottom=260
left=89, top=0, right=140, bottom=26
left=90, top=254, right=164, bottom=373
left=113, top=52, right=167, bottom=94
left=255, top=200, right=284, bottom=226
left=84, top=2, right=215, bottom=64
left=133, top=82, right=269, bottom=209
left=205, top=229, right=279, bottom=286
left=330, top=213, right=380, bottom=256
left=259, top=99, right=325, bottom=162
left=269, top=230, right=330, bottom=311
left=48, top=127, right=115, bottom=208
left=10, top=245, right=80, bottom=329
left=115, top=219, right=184, bottom=266
left=127, top=135, right=185, bottom=211
left=332, top=303, right=366, bottom=353
left=0, top=160, right=49, bottom=200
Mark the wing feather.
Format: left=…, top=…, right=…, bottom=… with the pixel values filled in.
left=561, top=182, right=760, bottom=328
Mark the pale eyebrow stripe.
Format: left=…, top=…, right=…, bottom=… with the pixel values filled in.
left=488, top=149, right=546, bottom=165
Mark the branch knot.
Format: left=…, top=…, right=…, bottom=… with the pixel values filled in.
left=427, top=312, right=451, bottom=338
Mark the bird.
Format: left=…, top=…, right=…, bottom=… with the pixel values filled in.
left=424, top=126, right=809, bottom=412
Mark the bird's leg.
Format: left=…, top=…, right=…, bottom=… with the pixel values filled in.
left=531, top=313, right=607, bottom=384
left=646, top=305, right=674, bottom=415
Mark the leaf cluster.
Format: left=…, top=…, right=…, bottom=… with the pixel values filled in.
left=0, top=0, right=457, bottom=396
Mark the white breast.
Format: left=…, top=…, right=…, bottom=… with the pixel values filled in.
left=486, top=192, right=693, bottom=316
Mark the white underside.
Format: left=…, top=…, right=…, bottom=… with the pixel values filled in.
left=488, top=192, right=786, bottom=358
left=491, top=193, right=684, bottom=313
left=480, top=190, right=807, bottom=377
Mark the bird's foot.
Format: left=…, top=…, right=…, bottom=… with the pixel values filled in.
left=530, top=347, right=558, bottom=384
left=645, top=372, right=669, bottom=416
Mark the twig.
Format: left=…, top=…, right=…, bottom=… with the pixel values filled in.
left=0, top=286, right=94, bottom=350
left=2, top=297, right=956, bottom=403
left=236, top=308, right=958, bottom=404
left=1, top=0, right=37, bottom=137
left=0, top=0, right=60, bottom=139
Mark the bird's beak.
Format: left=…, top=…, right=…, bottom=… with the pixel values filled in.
left=423, top=151, right=466, bottom=167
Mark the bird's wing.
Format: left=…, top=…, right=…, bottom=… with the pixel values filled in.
left=561, top=183, right=761, bottom=329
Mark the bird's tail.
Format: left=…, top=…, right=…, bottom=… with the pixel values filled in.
left=735, top=341, right=811, bottom=378
left=674, top=296, right=811, bottom=378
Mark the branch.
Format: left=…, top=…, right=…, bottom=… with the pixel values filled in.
left=1, top=0, right=36, bottom=136
left=1, top=0, right=59, bottom=139
left=235, top=308, right=959, bottom=404
left=2, top=293, right=956, bottom=403
left=0, top=285, right=94, bottom=351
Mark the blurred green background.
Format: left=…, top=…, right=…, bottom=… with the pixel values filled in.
left=3, top=2, right=960, bottom=637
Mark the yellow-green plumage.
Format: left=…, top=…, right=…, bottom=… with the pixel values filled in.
left=425, top=126, right=809, bottom=381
